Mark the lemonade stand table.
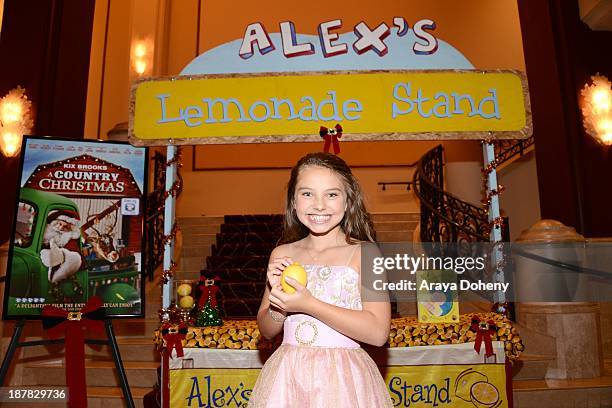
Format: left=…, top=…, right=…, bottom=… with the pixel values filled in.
left=158, top=313, right=519, bottom=407
left=165, top=342, right=509, bottom=407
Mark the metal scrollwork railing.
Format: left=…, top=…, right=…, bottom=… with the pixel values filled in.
left=493, top=135, right=535, bottom=169
left=413, top=145, right=490, bottom=244
left=144, top=152, right=167, bottom=281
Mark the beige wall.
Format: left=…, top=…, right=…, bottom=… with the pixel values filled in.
left=498, top=151, right=541, bottom=240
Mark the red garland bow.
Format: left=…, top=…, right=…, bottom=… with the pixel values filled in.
left=319, top=124, right=343, bottom=154
left=471, top=317, right=496, bottom=358
left=198, top=276, right=220, bottom=308
left=161, top=323, right=188, bottom=358
left=160, top=323, right=188, bottom=408
left=42, top=296, right=106, bottom=408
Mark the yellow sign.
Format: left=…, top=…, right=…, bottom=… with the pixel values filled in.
left=170, top=368, right=259, bottom=407
left=417, top=270, right=460, bottom=324
left=130, top=70, right=530, bottom=146
left=386, top=365, right=508, bottom=407
left=169, top=364, right=508, bottom=407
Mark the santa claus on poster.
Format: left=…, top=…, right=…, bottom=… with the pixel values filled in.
left=40, top=210, right=85, bottom=283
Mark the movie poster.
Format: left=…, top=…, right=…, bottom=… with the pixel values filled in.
left=2, top=136, right=148, bottom=319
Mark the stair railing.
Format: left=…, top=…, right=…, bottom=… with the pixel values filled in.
left=493, top=135, right=535, bottom=170
left=144, top=152, right=167, bottom=281
left=413, top=145, right=490, bottom=244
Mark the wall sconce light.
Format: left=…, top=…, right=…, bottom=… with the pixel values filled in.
left=131, top=38, right=153, bottom=78
left=581, top=74, right=612, bottom=146
left=0, top=86, right=33, bottom=158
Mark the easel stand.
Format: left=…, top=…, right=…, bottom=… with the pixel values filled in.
left=0, top=319, right=134, bottom=408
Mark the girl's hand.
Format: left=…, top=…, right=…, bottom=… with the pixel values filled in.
left=266, top=256, right=292, bottom=288
left=269, top=277, right=314, bottom=314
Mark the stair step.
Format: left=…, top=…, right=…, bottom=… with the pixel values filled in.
left=371, top=213, right=420, bottom=222
left=87, top=386, right=150, bottom=408
left=212, top=242, right=275, bottom=256
left=181, top=246, right=212, bottom=257
left=19, top=336, right=159, bottom=363
left=173, top=270, right=202, bottom=281
left=513, top=376, right=612, bottom=407
left=177, top=256, right=206, bottom=272
left=207, top=255, right=268, bottom=269
left=217, top=232, right=280, bottom=245
left=181, top=234, right=217, bottom=245
left=25, top=360, right=159, bottom=388
left=377, top=231, right=414, bottom=242
left=373, top=220, right=418, bottom=232
left=112, top=318, right=162, bottom=337
left=179, top=224, right=221, bottom=234
left=221, top=223, right=282, bottom=233
left=225, top=214, right=283, bottom=223
left=512, top=353, right=557, bottom=380
left=177, top=216, right=224, bottom=226
left=218, top=282, right=266, bottom=299
left=202, top=267, right=266, bottom=282
left=220, top=298, right=261, bottom=317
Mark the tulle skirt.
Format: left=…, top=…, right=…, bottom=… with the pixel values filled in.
left=248, top=344, right=392, bottom=408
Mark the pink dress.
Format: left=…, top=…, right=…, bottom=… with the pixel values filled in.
left=249, top=264, right=392, bottom=407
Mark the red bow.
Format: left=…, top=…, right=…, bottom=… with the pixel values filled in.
left=160, top=323, right=188, bottom=408
left=198, top=276, right=220, bottom=308
left=319, top=124, right=343, bottom=154
left=161, top=323, right=188, bottom=358
left=42, top=296, right=106, bottom=408
left=471, top=317, right=496, bottom=358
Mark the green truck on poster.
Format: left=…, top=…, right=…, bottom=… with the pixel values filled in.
left=6, top=187, right=141, bottom=317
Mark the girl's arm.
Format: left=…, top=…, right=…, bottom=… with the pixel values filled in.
left=256, top=286, right=285, bottom=339
left=256, top=246, right=293, bottom=339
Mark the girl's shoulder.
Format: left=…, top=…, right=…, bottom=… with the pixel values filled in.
left=269, top=243, right=293, bottom=259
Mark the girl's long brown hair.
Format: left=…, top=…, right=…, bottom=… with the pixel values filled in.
left=279, top=153, right=376, bottom=244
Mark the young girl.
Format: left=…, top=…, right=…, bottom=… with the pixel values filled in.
left=249, top=153, right=392, bottom=407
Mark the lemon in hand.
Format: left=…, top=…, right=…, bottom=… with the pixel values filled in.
left=281, top=262, right=307, bottom=294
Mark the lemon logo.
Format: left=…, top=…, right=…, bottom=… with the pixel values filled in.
left=470, top=381, right=500, bottom=408
left=454, top=368, right=501, bottom=407
left=281, top=262, right=307, bottom=294
left=454, top=369, right=487, bottom=402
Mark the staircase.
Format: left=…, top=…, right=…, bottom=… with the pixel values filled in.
left=510, top=334, right=612, bottom=406
left=177, top=213, right=419, bottom=318
left=176, top=212, right=420, bottom=282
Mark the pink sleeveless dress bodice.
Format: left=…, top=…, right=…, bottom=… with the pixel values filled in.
left=248, top=264, right=392, bottom=407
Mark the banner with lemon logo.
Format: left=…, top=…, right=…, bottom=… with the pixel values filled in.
left=386, top=365, right=507, bottom=407
left=169, top=342, right=509, bottom=407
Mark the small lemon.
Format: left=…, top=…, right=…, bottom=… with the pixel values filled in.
left=177, top=283, right=192, bottom=297
left=179, top=295, right=194, bottom=309
left=281, top=262, right=307, bottom=294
